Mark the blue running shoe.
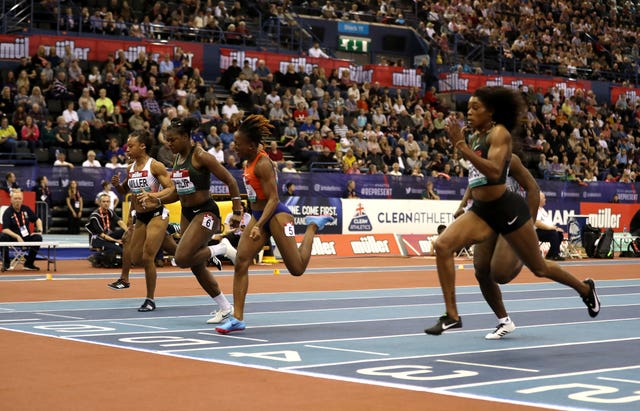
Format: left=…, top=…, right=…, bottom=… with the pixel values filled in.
left=305, top=215, right=334, bottom=231
left=215, top=316, right=246, bottom=334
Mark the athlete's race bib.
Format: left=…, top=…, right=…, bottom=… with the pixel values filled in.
left=171, top=169, right=196, bottom=195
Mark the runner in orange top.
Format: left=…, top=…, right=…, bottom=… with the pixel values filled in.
left=216, top=114, right=333, bottom=333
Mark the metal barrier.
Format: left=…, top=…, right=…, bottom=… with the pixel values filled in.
left=35, top=200, right=50, bottom=234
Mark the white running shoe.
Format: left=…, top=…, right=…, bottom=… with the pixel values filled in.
left=206, top=306, right=234, bottom=324
left=485, top=321, right=516, bottom=340
left=220, top=237, right=237, bottom=265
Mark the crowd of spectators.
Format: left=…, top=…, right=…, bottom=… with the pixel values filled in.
left=0, top=0, right=637, bottom=189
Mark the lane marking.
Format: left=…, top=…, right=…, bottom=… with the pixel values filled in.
left=36, top=312, right=84, bottom=320
left=598, top=376, right=640, bottom=385
left=0, top=318, right=41, bottom=323
left=304, top=344, right=389, bottom=356
left=109, top=322, right=167, bottom=330
left=283, top=336, right=640, bottom=370
left=436, top=359, right=538, bottom=373
left=58, top=315, right=640, bottom=339
left=441, top=364, right=640, bottom=391
left=195, top=332, right=268, bottom=343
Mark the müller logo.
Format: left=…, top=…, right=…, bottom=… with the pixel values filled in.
left=0, top=37, right=28, bottom=59
left=587, top=208, right=622, bottom=229
left=350, top=236, right=390, bottom=254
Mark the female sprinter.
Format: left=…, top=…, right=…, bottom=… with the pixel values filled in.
left=425, top=87, right=599, bottom=335
left=455, top=153, right=539, bottom=339
left=141, top=117, right=243, bottom=323
left=215, top=114, right=333, bottom=334
left=111, top=130, right=176, bottom=311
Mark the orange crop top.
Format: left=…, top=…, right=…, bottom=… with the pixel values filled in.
left=243, top=150, right=274, bottom=202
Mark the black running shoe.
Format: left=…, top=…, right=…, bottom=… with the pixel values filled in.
left=107, top=278, right=130, bottom=290
left=209, top=256, right=222, bottom=271
left=138, top=299, right=156, bottom=312
left=425, top=314, right=462, bottom=335
left=582, top=278, right=600, bottom=318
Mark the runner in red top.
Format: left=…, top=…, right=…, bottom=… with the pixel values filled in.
left=216, top=114, right=334, bottom=334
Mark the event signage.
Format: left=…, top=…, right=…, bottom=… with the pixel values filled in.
left=341, top=199, right=459, bottom=234
left=0, top=35, right=204, bottom=72
left=438, top=72, right=592, bottom=96
left=580, top=203, right=640, bottom=232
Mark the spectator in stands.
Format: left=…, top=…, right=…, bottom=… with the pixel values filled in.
left=221, top=96, right=240, bottom=120
left=105, top=137, right=126, bottom=164
left=1, top=172, right=19, bottom=194
left=207, top=141, right=225, bottom=164
left=28, top=86, right=47, bottom=111
left=51, top=71, right=73, bottom=100
left=0, top=116, right=18, bottom=155
left=65, top=180, right=83, bottom=234
left=422, top=180, right=440, bottom=200
left=62, top=101, right=79, bottom=129
left=284, top=182, right=296, bottom=196
left=105, top=152, right=127, bottom=169
left=0, top=190, right=43, bottom=271
left=76, top=99, right=96, bottom=124
left=82, top=150, right=101, bottom=167
left=282, top=160, right=297, bottom=173
left=95, top=180, right=119, bottom=211
left=255, top=59, right=271, bottom=81
left=20, top=115, right=40, bottom=151
left=53, top=150, right=74, bottom=169
left=267, top=141, right=284, bottom=165
left=95, top=88, right=114, bottom=116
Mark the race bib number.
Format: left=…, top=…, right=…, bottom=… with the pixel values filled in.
left=284, top=222, right=295, bottom=237
left=202, top=214, right=215, bottom=231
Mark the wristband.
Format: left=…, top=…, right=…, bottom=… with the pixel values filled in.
left=157, top=197, right=162, bottom=205
left=232, top=210, right=242, bottom=216
left=231, top=196, right=241, bottom=200
left=455, top=140, right=466, bottom=149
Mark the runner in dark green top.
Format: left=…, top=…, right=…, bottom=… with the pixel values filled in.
left=140, top=116, right=244, bottom=323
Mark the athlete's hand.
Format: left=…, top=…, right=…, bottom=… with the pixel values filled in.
left=229, top=215, right=241, bottom=229
left=453, top=207, right=465, bottom=219
left=111, top=174, right=121, bottom=187
left=446, top=121, right=465, bottom=147
left=249, top=226, right=262, bottom=242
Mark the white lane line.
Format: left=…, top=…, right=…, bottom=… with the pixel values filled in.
left=598, top=376, right=640, bottom=385
left=283, top=337, right=640, bottom=370
left=304, top=344, right=389, bottom=356
left=443, top=364, right=640, bottom=391
left=109, top=322, right=167, bottom=330
left=436, top=359, right=538, bottom=373
left=0, top=318, right=40, bottom=323
left=195, top=331, right=268, bottom=342
left=36, top=312, right=84, bottom=319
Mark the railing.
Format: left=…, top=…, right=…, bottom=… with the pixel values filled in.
left=1, top=0, right=30, bottom=34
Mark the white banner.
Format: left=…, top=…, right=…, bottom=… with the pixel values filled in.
left=341, top=199, right=458, bottom=234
